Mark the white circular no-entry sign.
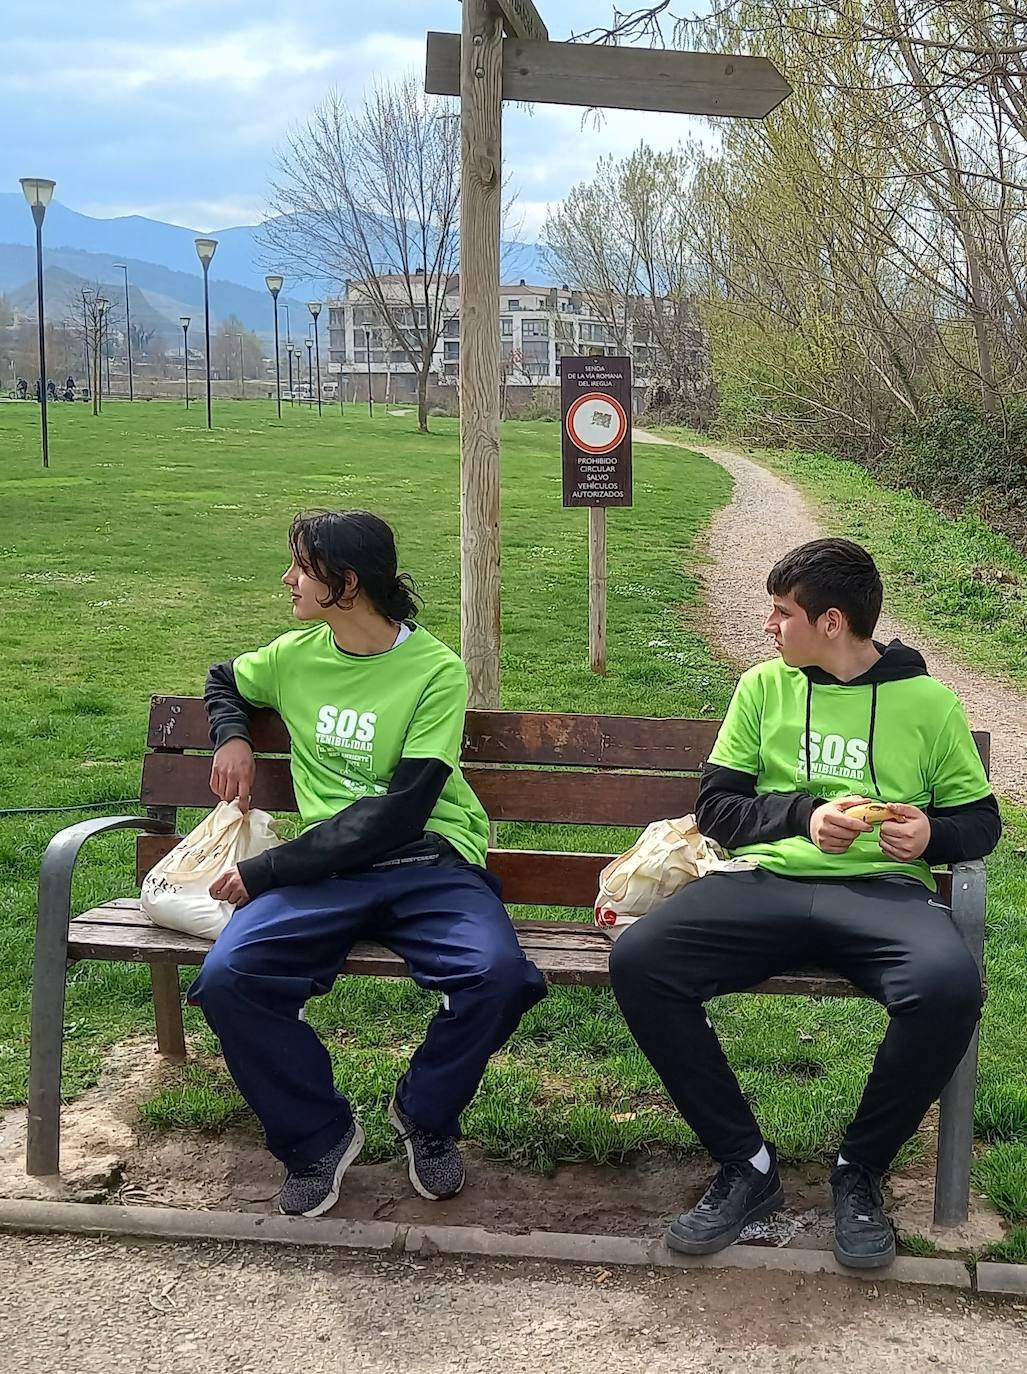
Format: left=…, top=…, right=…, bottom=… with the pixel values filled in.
left=565, top=391, right=628, bottom=454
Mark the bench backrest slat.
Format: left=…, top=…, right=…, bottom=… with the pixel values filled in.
left=147, top=696, right=719, bottom=768
left=140, top=751, right=701, bottom=827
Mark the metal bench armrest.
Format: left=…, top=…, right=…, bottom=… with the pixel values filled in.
left=29, top=815, right=175, bottom=1176
left=38, top=815, right=175, bottom=933
left=949, top=859, right=987, bottom=974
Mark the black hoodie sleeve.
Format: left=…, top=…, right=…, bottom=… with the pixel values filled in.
left=236, top=756, right=452, bottom=898
left=204, top=660, right=256, bottom=749
left=921, top=794, right=1002, bottom=866
left=696, top=763, right=823, bottom=849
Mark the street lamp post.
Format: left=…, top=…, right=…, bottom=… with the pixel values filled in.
left=265, top=274, right=283, bottom=418
left=95, top=296, right=107, bottom=413
left=80, top=289, right=91, bottom=401
left=103, top=301, right=112, bottom=395
left=236, top=333, right=245, bottom=399
left=194, top=237, right=218, bottom=429
left=113, top=263, right=133, bottom=400
left=364, top=327, right=373, bottom=418
left=305, top=339, right=313, bottom=408
left=286, top=346, right=295, bottom=404
left=20, top=177, right=56, bottom=468
left=308, top=301, right=322, bottom=416
left=180, top=317, right=191, bottom=408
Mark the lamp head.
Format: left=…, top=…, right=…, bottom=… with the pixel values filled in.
left=194, top=237, right=218, bottom=266
left=20, top=178, right=56, bottom=215
left=307, top=301, right=322, bottom=318
left=265, top=273, right=283, bottom=298
left=305, top=338, right=313, bottom=351
left=180, top=316, right=191, bottom=328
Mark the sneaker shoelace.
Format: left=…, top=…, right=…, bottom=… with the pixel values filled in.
left=697, top=1160, right=749, bottom=1210
left=397, top=1123, right=455, bottom=1160
left=289, top=1156, right=330, bottom=1181
left=841, top=1167, right=883, bottom=1222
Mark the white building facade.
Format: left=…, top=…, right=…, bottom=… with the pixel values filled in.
left=326, top=277, right=658, bottom=399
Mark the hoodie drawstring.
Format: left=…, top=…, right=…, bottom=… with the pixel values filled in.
left=804, top=676, right=881, bottom=796
left=867, top=682, right=881, bottom=797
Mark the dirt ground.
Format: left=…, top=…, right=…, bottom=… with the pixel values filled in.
left=1, top=1230, right=1025, bottom=1374
left=0, top=1041, right=1006, bottom=1258
left=634, top=430, right=1027, bottom=800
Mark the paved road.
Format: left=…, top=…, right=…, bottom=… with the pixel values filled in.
left=1, top=1232, right=1025, bottom=1373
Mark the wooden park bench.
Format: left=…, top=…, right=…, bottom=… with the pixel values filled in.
left=28, top=697, right=989, bottom=1228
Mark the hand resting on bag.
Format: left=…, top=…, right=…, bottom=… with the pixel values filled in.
left=209, top=864, right=251, bottom=908
left=210, top=739, right=256, bottom=813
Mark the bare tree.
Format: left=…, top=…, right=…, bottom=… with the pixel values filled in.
left=263, top=76, right=459, bottom=433
left=545, top=145, right=715, bottom=422
left=213, top=315, right=264, bottom=391
left=64, top=289, right=121, bottom=415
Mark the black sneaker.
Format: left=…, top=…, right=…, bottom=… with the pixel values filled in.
left=279, top=1119, right=365, bottom=1218
left=388, top=1097, right=465, bottom=1201
left=831, top=1162, right=896, bottom=1269
left=666, top=1145, right=785, bottom=1255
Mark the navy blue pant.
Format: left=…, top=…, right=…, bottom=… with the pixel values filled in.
left=188, top=857, right=547, bottom=1169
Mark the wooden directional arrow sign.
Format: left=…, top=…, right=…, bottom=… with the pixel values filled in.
left=427, top=32, right=792, bottom=119
left=490, top=0, right=548, bottom=41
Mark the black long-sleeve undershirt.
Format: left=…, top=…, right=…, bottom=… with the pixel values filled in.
left=696, top=765, right=824, bottom=849
left=205, top=660, right=256, bottom=750
left=696, top=763, right=1001, bottom=866
left=203, top=661, right=453, bottom=898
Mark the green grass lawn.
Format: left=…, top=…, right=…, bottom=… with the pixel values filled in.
left=2, top=401, right=1025, bottom=1241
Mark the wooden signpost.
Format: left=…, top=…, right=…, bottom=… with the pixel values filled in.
left=429, top=5, right=791, bottom=706
left=561, top=355, right=633, bottom=675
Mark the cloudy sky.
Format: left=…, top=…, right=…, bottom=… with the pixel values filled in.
left=6, top=0, right=708, bottom=241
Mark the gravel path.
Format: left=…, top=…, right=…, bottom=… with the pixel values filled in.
left=635, top=431, right=1027, bottom=801
left=1, top=1232, right=1025, bottom=1373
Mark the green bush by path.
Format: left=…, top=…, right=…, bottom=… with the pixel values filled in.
left=2, top=403, right=1025, bottom=1238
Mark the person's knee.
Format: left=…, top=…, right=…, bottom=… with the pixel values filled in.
left=608, top=916, right=678, bottom=1002
left=903, top=948, right=983, bottom=1026
left=190, top=944, right=242, bottom=1014
left=475, top=950, right=547, bottom=1009
left=191, top=931, right=268, bottom=1013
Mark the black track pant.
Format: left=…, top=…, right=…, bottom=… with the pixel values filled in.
left=609, top=870, right=983, bottom=1175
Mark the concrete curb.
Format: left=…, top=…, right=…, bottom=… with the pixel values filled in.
left=0, top=1198, right=982, bottom=1290
left=977, top=1262, right=1027, bottom=1297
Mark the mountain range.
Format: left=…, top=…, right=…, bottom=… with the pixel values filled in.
left=0, top=194, right=551, bottom=344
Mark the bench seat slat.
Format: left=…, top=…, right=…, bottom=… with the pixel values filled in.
left=67, top=904, right=861, bottom=997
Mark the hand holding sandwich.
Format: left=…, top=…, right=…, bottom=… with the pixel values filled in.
left=810, top=797, right=930, bottom=861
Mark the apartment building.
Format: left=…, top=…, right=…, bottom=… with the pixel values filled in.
left=326, top=274, right=658, bottom=398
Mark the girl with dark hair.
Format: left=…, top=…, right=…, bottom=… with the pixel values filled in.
left=192, top=510, right=546, bottom=1217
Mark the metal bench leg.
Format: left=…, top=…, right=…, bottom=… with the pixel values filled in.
left=27, top=858, right=73, bottom=1175
left=933, top=859, right=987, bottom=1228
left=151, top=965, right=186, bottom=1061
left=934, top=1026, right=979, bottom=1227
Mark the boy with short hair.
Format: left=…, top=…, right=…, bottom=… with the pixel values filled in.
left=190, top=509, right=547, bottom=1217
left=611, top=538, right=1000, bottom=1268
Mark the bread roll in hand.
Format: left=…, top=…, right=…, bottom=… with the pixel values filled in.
left=845, top=802, right=894, bottom=826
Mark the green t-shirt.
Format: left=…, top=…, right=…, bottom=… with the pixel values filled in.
left=709, top=658, right=992, bottom=887
left=232, top=622, right=489, bottom=868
